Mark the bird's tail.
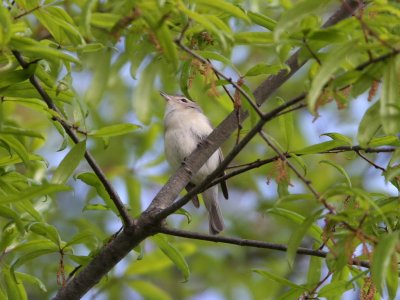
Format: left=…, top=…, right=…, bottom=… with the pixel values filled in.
left=202, top=187, right=224, bottom=234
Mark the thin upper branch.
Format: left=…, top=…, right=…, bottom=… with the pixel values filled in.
left=11, top=51, right=133, bottom=227
left=159, top=227, right=371, bottom=269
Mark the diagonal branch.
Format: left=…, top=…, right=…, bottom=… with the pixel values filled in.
left=11, top=51, right=133, bottom=227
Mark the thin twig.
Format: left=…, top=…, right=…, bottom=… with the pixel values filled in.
left=355, top=150, right=386, bottom=172
left=12, top=51, right=133, bottom=227
left=208, top=146, right=395, bottom=190
left=175, top=40, right=264, bottom=118
left=259, top=131, right=335, bottom=213
left=159, top=227, right=370, bottom=268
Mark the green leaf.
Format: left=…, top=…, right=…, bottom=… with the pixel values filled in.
left=76, top=172, right=120, bottom=218
left=286, top=210, right=322, bottom=267
left=83, top=49, right=111, bottom=104
left=266, top=208, right=323, bottom=243
left=357, top=101, right=381, bottom=147
left=0, top=64, right=36, bottom=89
left=321, top=133, right=352, bottom=146
left=34, top=7, right=84, bottom=45
left=133, top=61, right=158, bottom=124
left=307, top=43, right=353, bottom=113
left=64, top=230, right=98, bottom=248
left=0, top=4, right=12, bottom=47
left=234, top=32, right=273, bottom=44
left=0, top=154, right=43, bottom=167
left=248, top=11, right=276, bottom=31
left=88, top=124, right=140, bottom=138
left=253, top=269, right=307, bottom=290
left=0, top=125, right=44, bottom=139
left=371, top=232, right=398, bottom=296
left=318, top=280, right=353, bottom=297
left=156, top=24, right=179, bottom=70
left=90, top=13, right=120, bottom=30
left=27, top=222, right=61, bottom=246
left=152, top=234, right=190, bottom=282
left=380, top=57, right=400, bottom=135
left=125, top=242, right=196, bottom=276
left=0, top=205, right=24, bottom=232
left=245, top=64, right=283, bottom=77
left=15, top=272, right=47, bottom=292
left=0, top=184, right=71, bottom=204
left=293, top=140, right=347, bottom=155
left=180, top=59, right=192, bottom=98
left=0, top=135, right=30, bottom=166
left=368, top=136, right=399, bottom=148
left=193, top=0, right=250, bottom=22
left=51, top=141, right=86, bottom=184
left=307, top=242, right=322, bottom=285
left=177, top=4, right=227, bottom=48
left=319, top=160, right=352, bottom=187
left=274, top=0, right=328, bottom=40
left=128, top=280, right=172, bottom=300
left=10, top=36, right=79, bottom=64
left=3, top=267, right=27, bottom=300
left=195, top=51, right=232, bottom=66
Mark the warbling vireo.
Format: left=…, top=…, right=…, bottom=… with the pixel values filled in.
left=161, top=92, right=229, bottom=234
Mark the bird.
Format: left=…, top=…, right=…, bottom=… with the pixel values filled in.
left=161, top=91, right=229, bottom=234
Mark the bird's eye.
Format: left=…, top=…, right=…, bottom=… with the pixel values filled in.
left=180, top=98, right=188, bottom=103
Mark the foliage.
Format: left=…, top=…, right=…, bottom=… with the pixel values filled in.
left=0, top=0, right=400, bottom=299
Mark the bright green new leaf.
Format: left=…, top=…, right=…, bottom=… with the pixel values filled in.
left=0, top=4, right=12, bottom=47
left=357, top=101, right=381, bottom=147
left=321, top=133, right=352, bottom=146
left=371, top=232, right=398, bottom=296
left=65, top=230, right=98, bottom=248
left=129, top=280, right=172, bottom=300
left=0, top=184, right=71, bottom=204
left=248, top=11, right=276, bottom=31
left=88, top=124, right=141, bottom=138
left=10, top=37, right=80, bottom=64
left=133, top=61, right=158, bottom=124
left=51, top=141, right=86, bottom=184
left=253, top=269, right=307, bottom=290
left=193, top=0, right=250, bottom=22
left=318, top=280, right=353, bottom=297
left=286, top=210, right=322, bottom=267
left=245, top=64, right=283, bottom=77
left=3, top=267, right=27, bottom=300
left=27, top=222, right=62, bottom=247
left=234, top=32, right=273, bottom=44
left=274, top=0, right=329, bottom=40
left=319, top=160, right=352, bottom=187
left=152, top=234, right=190, bottom=282
left=380, top=57, right=400, bottom=135
left=15, top=272, right=47, bottom=293
left=0, top=135, right=30, bottom=166
left=76, top=172, right=120, bottom=218
left=267, top=208, right=323, bottom=243
left=368, top=136, right=399, bottom=148
left=293, top=140, right=347, bottom=155
left=307, top=43, right=353, bottom=113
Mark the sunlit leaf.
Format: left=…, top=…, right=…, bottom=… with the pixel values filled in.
left=152, top=234, right=190, bottom=282
left=51, top=141, right=86, bottom=184
left=88, top=124, right=140, bottom=138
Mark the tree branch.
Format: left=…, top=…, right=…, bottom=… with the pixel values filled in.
left=158, top=227, right=371, bottom=269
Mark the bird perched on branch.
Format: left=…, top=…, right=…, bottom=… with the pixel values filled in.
left=161, top=92, right=229, bottom=234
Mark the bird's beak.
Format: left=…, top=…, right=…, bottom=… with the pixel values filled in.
left=160, top=91, right=171, bottom=102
